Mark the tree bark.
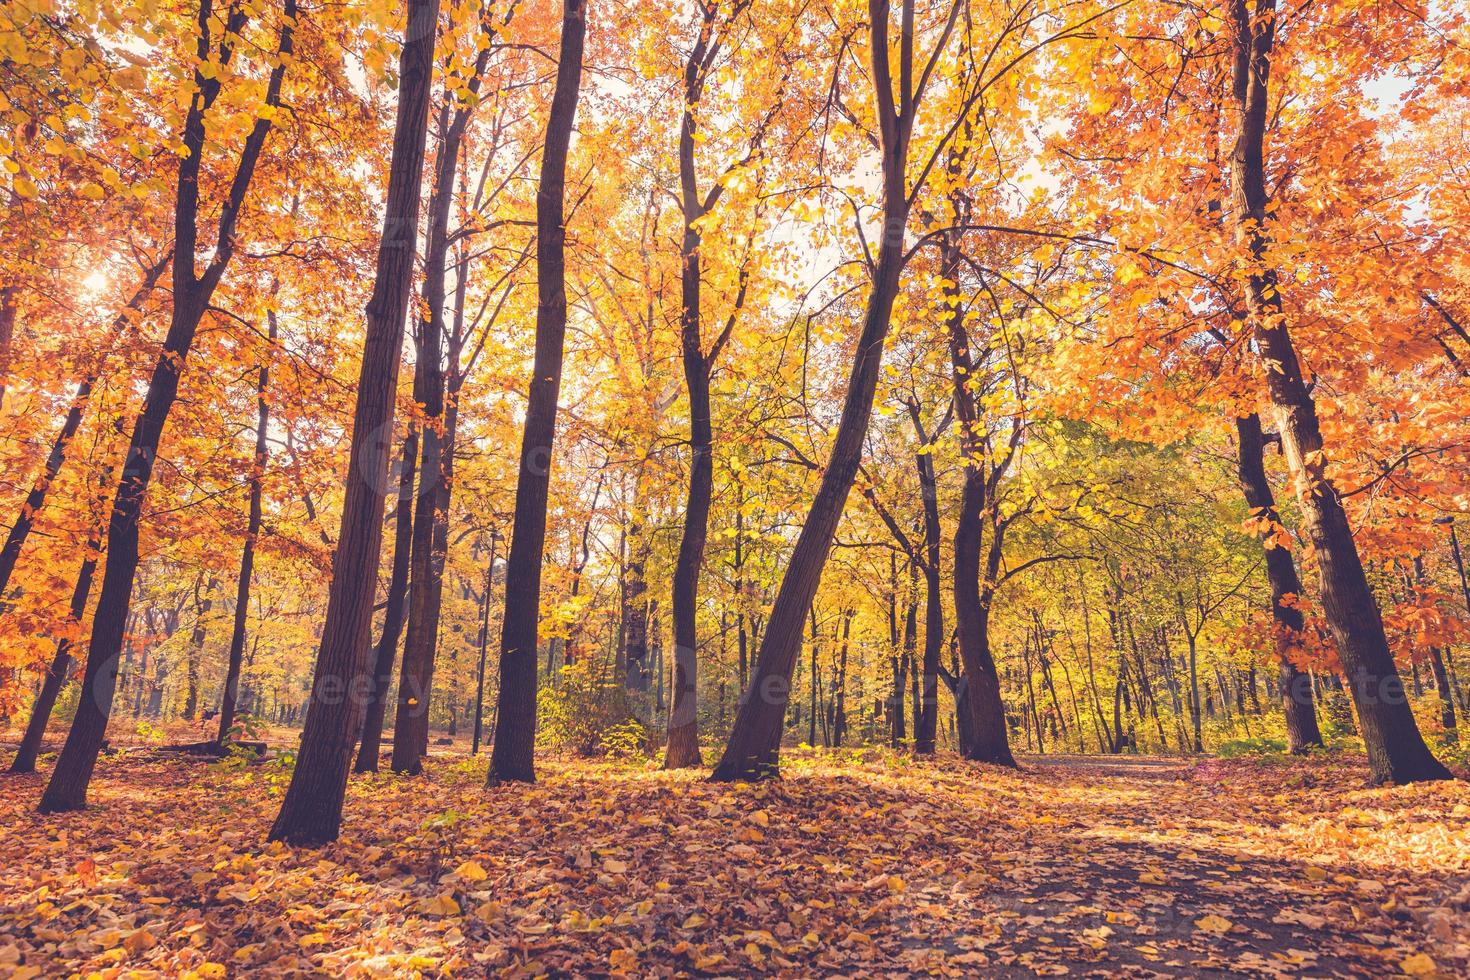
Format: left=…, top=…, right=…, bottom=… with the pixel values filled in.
left=1233, top=412, right=1322, bottom=752
left=217, top=307, right=277, bottom=747
left=355, top=423, right=418, bottom=773
left=486, top=0, right=587, bottom=785
left=268, top=0, right=440, bottom=845
left=1228, top=0, right=1447, bottom=783
left=711, top=0, right=917, bottom=781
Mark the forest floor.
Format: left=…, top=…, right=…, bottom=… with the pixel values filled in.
left=0, top=746, right=1467, bottom=978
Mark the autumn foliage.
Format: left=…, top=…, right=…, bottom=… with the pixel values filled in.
left=1, top=0, right=1469, bottom=971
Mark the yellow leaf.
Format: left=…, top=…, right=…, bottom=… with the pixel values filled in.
left=419, top=893, right=460, bottom=917
left=1194, top=914, right=1232, bottom=935
left=454, top=859, right=488, bottom=882
left=1401, top=953, right=1437, bottom=976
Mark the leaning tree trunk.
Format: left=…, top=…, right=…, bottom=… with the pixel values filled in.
left=710, top=0, right=918, bottom=781
left=1228, top=0, right=1447, bottom=784
left=486, top=0, right=587, bottom=785
left=1234, top=411, right=1322, bottom=752
left=355, top=423, right=418, bottom=773
left=9, top=537, right=102, bottom=774
left=268, top=0, right=440, bottom=845
left=709, top=212, right=907, bottom=779
left=217, top=309, right=277, bottom=747
left=40, top=2, right=295, bottom=813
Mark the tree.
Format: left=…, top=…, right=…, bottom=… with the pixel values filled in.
left=216, top=302, right=278, bottom=747
left=1233, top=411, right=1322, bottom=753
left=267, top=0, right=442, bottom=845
left=712, top=0, right=955, bottom=781
left=40, top=0, right=298, bottom=812
left=485, top=0, right=588, bottom=785
left=1226, top=0, right=1448, bottom=784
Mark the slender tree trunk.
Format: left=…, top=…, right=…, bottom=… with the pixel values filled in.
left=622, top=512, right=650, bottom=693
left=1180, top=616, right=1203, bottom=753
left=1227, top=0, right=1446, bottom=784
left=0, top=285, right=14, bottom=411
left=1409, top=558, right=1458, bottom=742
left=472, top=531, right=499, bottom=755
left=41, top=0, right=296, bottom=814
left=711, top=0, right=917, bottom=781
left=808, top=611, right=820, bottom=748
left=217, top=308, right=276, bottom=747
left=355, top=424, right=418, bottom=773
left=486, top=0, right=587, bottom=785
left=10, top=537, right=102, bottom=774
left=913, top=423, right=942, bottom=754
left=1234, top=412, right=1322, bottom=751
left=268, top=0, right=440, bottom=845
left=392, top=61, right=487, bottom=772
left=665, top=343, right=711, bottom=768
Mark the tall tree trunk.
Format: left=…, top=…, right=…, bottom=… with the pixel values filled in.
left=217, top=307, right=276, bottom=747
left=622, top=514, right=650, bottom=693
left=471, top=530, right=499, bottom=755
left=40, top=0, right=296, bottom=814
left=1228, top=0, right=1446, bottom=783
left=1234, top=412, right=1322, bottom=752
left=0, top=285, right=14, bottom=411
left=912, top=411, right=942, bottom=754
left=355, top=423, right=418, bottom=773
left=486, top=0, right=587, bottom=785
left=665, top=346, right=711, bottom=768
left=268, top=0, right=440, bottom=845
left=392, top=34, right=492, bottom=771
left=711, top=0, right=918, bottom=781
left=1412, top=558, right=1458, bottom=742
left=887, top=553, right=907, bottom=747
left=833, top=610, right=851, bottom=747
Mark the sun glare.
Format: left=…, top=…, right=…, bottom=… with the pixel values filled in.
left=80, top=270, right=110, bottom=299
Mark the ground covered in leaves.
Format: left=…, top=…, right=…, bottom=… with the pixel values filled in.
left=1, top=748, right=1467, bottom=978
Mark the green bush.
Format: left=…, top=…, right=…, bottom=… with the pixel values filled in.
left=538, top=660, right=650, bottom=759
